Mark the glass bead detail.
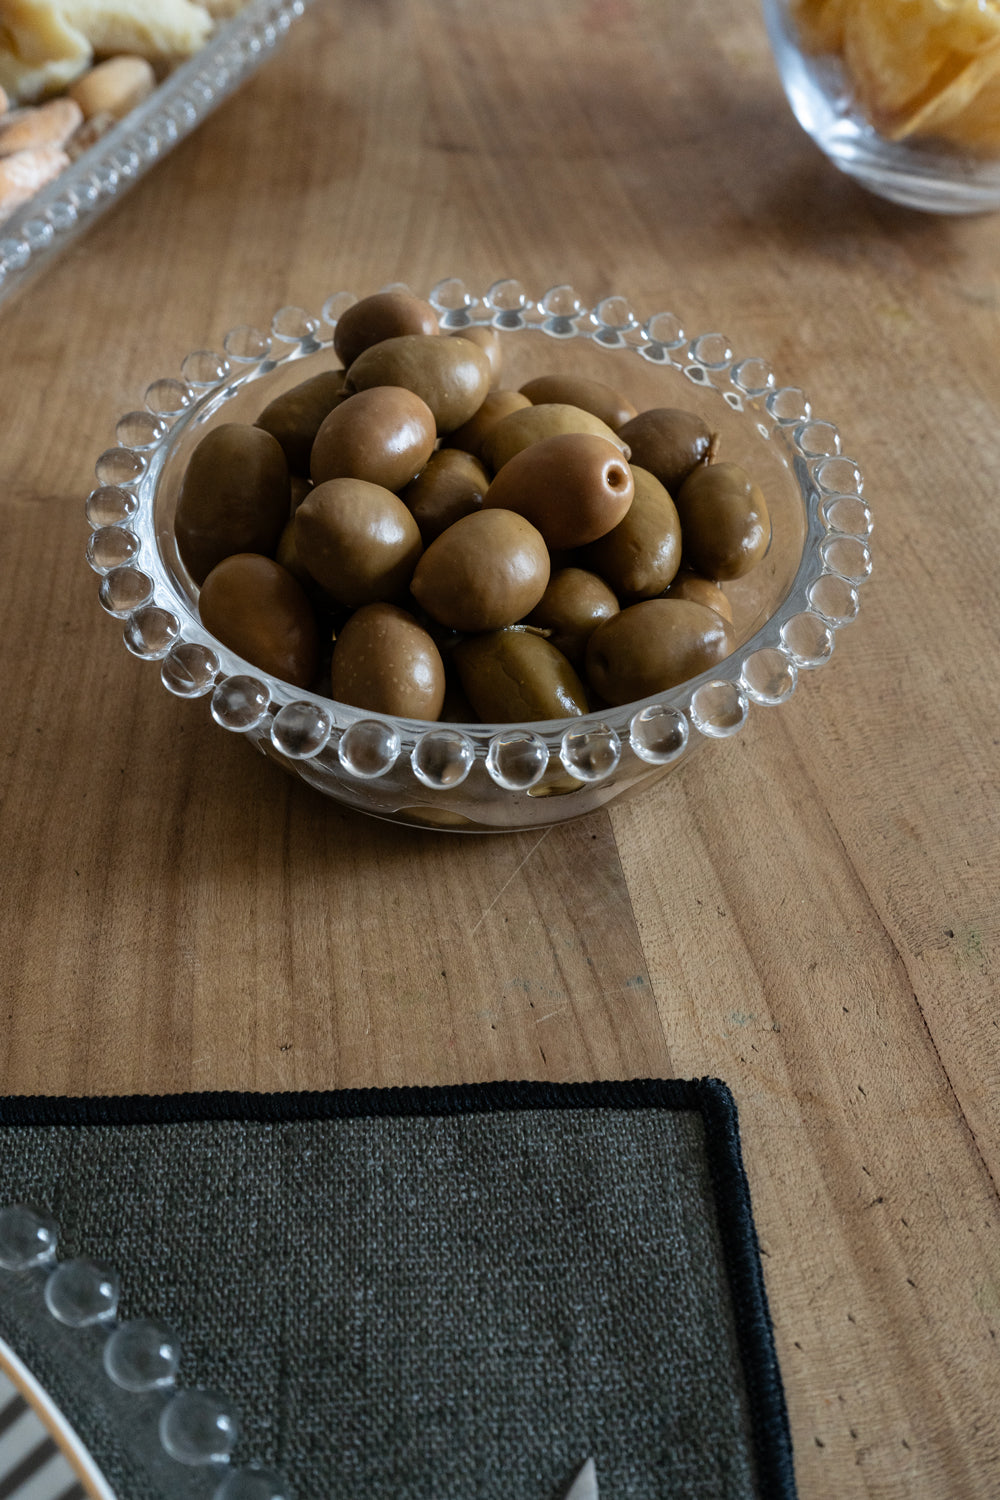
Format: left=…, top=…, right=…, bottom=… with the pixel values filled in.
left=95, top=447, right=145, bottom=486
left=559, top=725, right=621, bottom=782
left=781, top=612, right=835, bottom=668
left=741, top=649, right=798, bottom=706
left=0, top=1204, right=58, bottom=1269
left=808, top=574, right=859, bottom=626
left=124, top=606, right=180, bottom=660
left=485, top=732, right=550, bottom=790
left=629, top=705, right=689, bottom=765
left=271, top=701, right=332, bottom=759
left=159, top=1389, right=239, bottom=1465
left=211, top=676, right=270, bottom=732
left=212, top=1468, right=290, bottom=1500
left=338, top=719, right=400, bottom=779
left=45, top=1258, right=120, bottom=1326
left=99, top=566, right=153, bottom=617
left=162, top=642, right=219, bottom=698
left=411, top=730, right=475, bottom=789
left=87, top=525, right=139, bottom=574
left=103, top=1318, right=180, bottom=1391
left=820, top=535, right=873, bottom=583
left=689, top=681, right=750, bottom=738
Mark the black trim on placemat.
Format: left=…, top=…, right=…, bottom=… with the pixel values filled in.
left=0, top=1077, right=797, bottom=1499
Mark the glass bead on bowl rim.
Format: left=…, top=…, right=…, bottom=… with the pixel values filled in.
left=104, top=1318, right=181, bottom=1391
left=628, top=704, right=689, bottom=765
left=0, top=1203, right=58, bottom=1270
left=559, top=724, right=621, bottom=782
left=211, top=676, right=271, bottom=733
left=338, top=718, right=401, bottom=779
left=485, top=731, right=550, bottom=790
left=213, top=1467, right=290, bottom=1500
left=44, top=1257, right=120, bottom=1326
left=159, top=1388, right=239, bottom=1465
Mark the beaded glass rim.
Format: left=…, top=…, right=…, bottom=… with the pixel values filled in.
left=85, top=278, right=873, bottom=796
left=0, top=1204, right=285, bottom=1499
left=0, top=0, right=314, bottom=309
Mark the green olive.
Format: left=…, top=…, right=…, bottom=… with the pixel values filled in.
left=443, top=389, right=531, bottom=462
left=254, top=369, right=347, bottom=476
left=174, top=423, right=290, bottom=586
left=449, top=325, right=502, bottom=380
left=585, top=598, right=733, bottom=704
left=580, top=463, right=682, bottom=601
left=330, top=602, right=445, bottom=720
left=410, top=508, right=550, bottom=631
left=675, top=460, right=770, bottom=580
left=309, top=385, right=436, bottom=491
left=525, top=567, right=620, bottom=665
left=453, top=628, right=589, bottom=722
left=198, top=552, right=319, bottom=689
left=333, top=290, right=439, bottom=368
left=295, top=478, right=423, bottom=606
left=484, top=402, right=629, bottom=472
left=616, top=407, right=713, bottom=493
left=663, top=568, right=733, bottom=622
left=483, top=432, right=633, bottom=550
left=399, top=448, right=489, bottom=544
left=344, top=333, right=492, bottom=433
left=519, top=374, right=637, bottom=432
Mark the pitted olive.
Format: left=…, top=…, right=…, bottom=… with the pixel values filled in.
left=295, top=478, right=423, bottom=606
left=254, top=369, right=347, bottom=475
left=675, top=461, right=770, bottom=580
left=198, top=553, right=319, bottom=689
left=345, top=334, right=491, bottom=432
left=483, top=432, right=633, bottom=550
left=484, top=402, right=629, bottom=472
left=585, top=598, right=733, bottom=704
left=525, top=567, right=620, bottom=665
left=175, top=423, right=290, bottom=586
left=580, top=463, right=682, bottom=601
left=616, top=408, right=714, bottom=493
left=309, top=385, right=436, bottom=491
left=453, top=628, right=589, bottom=723
left=519, top=374, right=637, bottom=432
left=400, top=448, right=489, bottom=543
left=410, top=509, right=550, bottom=631
left=444, top=389, right=531, bottom=462
left=333, top=290, right=439, bottom=368
left=664, top=569, right=733, bottom=622
left=330, top=602, right=445, bottom=720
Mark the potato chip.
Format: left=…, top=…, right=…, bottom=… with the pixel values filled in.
left=791, top=0, right=855, bottom=53
left=891, top=42, right=1000, bottom=148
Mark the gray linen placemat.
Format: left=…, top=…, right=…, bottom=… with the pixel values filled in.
left=0, top=1079, right=796, bottom=1500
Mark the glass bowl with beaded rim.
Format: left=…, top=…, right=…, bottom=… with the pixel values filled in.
left=84, top=277, right=872, bottom=833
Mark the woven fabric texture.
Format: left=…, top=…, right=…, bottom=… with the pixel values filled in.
left=0, top=1080, right=795, bottom=1500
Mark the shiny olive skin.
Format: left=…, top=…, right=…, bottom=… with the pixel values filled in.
left=254, top=369, right=346, bottom=475
left=345, top=334, right=491, bottom=433
left=295, top=477, right=423, bottom=606
left=675, top=460, right=770, bottom=580
left=449, top=324, right=502, bottom=379
left=484, top=402, right=629, bottom=473
left=616, top=407, right=713, bottom=494
left=525, top=567, right=620, bottom=666
left=580, top=463, right=682, bottom=601
left=198, top=552, right=319, bottom=689
left=333, top=290, right=439, bottom=368
left=175, top=423, right=290, bottom=586
left=453, top=628, right=589, bottom=723
left=664, top=568, right=733, bottom=622
left=410, top=508, right=550, bottom=632
left=585, top=598, right=733, bottom=704
left=330, top=602, right=445, bottom=720
left=483, top=432, right=634, bottom=550
left=399, top=448, right=489, bottom=544
left=519, top=374, right=637, bottom=432
left=309, top=385, right=436, bottom=491
left=443, top=389, right=531, bottom=462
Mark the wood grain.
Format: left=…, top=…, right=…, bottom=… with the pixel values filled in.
left=0, top=2, right=998, bottom=1495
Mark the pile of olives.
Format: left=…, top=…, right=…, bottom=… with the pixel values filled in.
left=174, top=291, right=771, bottom=724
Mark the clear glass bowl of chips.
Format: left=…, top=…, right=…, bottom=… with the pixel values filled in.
left=763, top=0, right=1000, bottom=212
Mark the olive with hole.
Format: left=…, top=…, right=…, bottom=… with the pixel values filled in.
left=333, top=290, right=439, bottom=368
left=309, top=385, right=436, bottom=491
left=525, top=567, right=620, bottom=665
left=519, top=374, right=637, bottom=432
left=580, top=463, right=682, bottom=601
left=295, top=478, right=423, bottom=606
left=664, top=568, right=733, bottom=622
left=675, top=460, right=770, bottom=580
left=329, top=602, right=446, bottom=720
left=616, top=407, right=714, bottom=493
left=453, top=628, right=589, bottom=723
left=174, top=423, right=290, bottom=586
left=484, top=401, right=629, bottom=472
left=400, top=448, right=489, bottom=543
left=198, top=553, right=319, bottom=689
left=254, top=369, right=347, bottom=475
left=410, top=508, right=550, bottom=632
left=585, top=598, right=733, bottom=704
left=483, top=432, right=634, bottom=550
left=345, top=333, right=491, bottom=433
left=444, top=389, right=531, bottom=462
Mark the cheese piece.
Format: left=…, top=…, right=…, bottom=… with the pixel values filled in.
left=57, top=0, right=214, bottom=60
left=0, top=1, right=92, bottom=103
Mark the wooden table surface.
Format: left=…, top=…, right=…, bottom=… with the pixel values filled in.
left=1, top=2, right=998, bottom=1495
